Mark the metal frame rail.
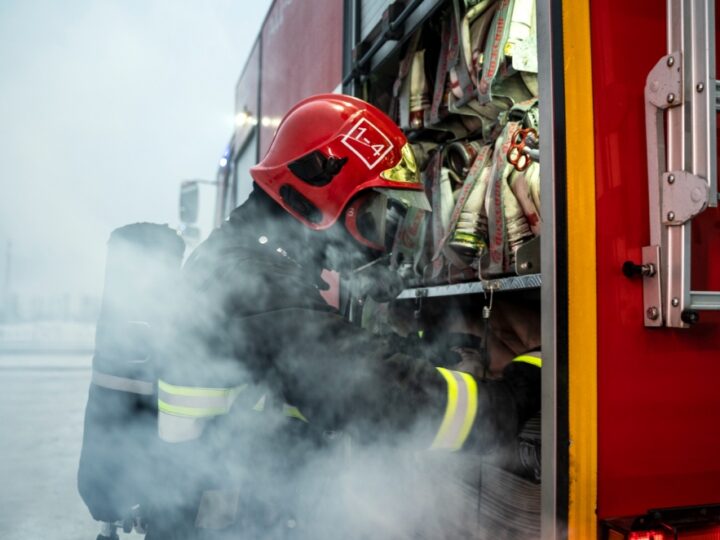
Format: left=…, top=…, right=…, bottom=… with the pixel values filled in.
left=642, top=0, right=718, bottom=327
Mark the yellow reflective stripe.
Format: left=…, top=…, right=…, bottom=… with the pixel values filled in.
left=282, top=404, right=309, bottom=423
left=431, top=367, right=459, bottom=449
left=430, top=368, right=478, bottom=451
left=158, top=381, right=246, bottom=420
left=513, top=354, right=542, bottom=368
left=158, top=399, right=228, bottom=418
left=456, top=371, right=478, bottom=447
left=432, top=367, right=482, bottom=451
left=158, top=379, right=236, bottom=398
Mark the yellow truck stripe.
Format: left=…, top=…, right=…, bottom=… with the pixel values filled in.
left=562, top=1, right=599, bottom=538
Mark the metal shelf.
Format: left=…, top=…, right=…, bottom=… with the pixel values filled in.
left=395, top=273, right=542, bottom=300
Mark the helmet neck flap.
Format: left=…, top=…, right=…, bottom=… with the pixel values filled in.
left=230, top=185, right=382, bottom=276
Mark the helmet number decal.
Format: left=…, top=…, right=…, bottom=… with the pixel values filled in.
left=341, top=118, right=393, bottom=170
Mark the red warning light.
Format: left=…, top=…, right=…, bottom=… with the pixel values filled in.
left=626, top=527, right=720, bottom=540
left=628, top=532, right=666, bottom=540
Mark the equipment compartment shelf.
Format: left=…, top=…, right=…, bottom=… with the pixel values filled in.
left=396, top=273, right=542, bottom=300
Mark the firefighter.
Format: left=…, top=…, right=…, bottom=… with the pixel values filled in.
left=149, top=94, right=540, bottom=539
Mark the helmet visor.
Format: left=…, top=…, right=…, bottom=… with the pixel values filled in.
left=377, top=143, right=431, bottom=211
left=380, top=143, right=420, bottom=185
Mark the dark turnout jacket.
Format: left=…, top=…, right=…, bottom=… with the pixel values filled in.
left=151, top=194, right=540, bottom=538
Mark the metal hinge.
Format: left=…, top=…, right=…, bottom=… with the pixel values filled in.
left=640, top=0, right=718, bottom=328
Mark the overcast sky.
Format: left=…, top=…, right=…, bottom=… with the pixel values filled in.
left=0, top=0, right=272, bottom=298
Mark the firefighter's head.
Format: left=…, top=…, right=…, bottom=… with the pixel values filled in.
left=250, top=94, right=429, bottom=262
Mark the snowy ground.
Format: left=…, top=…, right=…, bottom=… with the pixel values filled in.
left=0, top=353, right=142, bottom=539
left=0, top=323, right=95, bottom=353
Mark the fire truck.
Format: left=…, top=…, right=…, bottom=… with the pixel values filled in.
left=179, top=1, right=720, bottom=538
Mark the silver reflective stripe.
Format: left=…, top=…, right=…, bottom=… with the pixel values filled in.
left=92, top=370, right=154, bottom=395
left=430, top=368, right=478, bottom=451
left=158, top=411, right=208, bottom=443
left=195, top=489, right=240, bottom=530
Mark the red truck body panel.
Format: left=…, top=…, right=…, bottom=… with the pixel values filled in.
left=225, top=0, right=720, bottom=525
left=591, top=0, right=720, bottom=518
left=235, top=41, right=261, bottom=155
left=259, top=0, right=344, bottom=157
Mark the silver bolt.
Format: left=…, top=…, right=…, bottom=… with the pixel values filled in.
left=666, top=56, right=675, bottom=67
left=696, top=82, right=705, bottom=92
left=667, top=93, right=676, bottom=103
left=672, top=297, right=680, bottom=307
left=667, top=211, right=675, bottom=221
left=646, top=307, right=659, bottom=320
left=258, top=235, right=268, bottom=245
left=520, top=262, right=529, bottom=270
left=668, top=174, right=675, bottom=184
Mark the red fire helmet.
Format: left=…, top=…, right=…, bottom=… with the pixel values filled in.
left=250, top=94, right=428, bottom=231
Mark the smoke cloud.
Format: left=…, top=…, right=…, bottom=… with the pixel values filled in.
left=0, top=0, right=270, bottom=300
left=76, top=193, right=541, bottom=539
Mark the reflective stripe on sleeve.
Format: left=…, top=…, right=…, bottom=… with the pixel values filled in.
left=252, top=394, right=267, bottom=412
left=513, top=351, right=542, bottom=368
left=430, top=367, right=478, bottom=451
left=157, top=380, right=247, bottom=442
left=252, top=395, right=308, bottom=422
left=282, top=404, right=309, bottom=423
left=158, top=380, right=247, bottom=418
left=92, top=370, right=154, bottom=395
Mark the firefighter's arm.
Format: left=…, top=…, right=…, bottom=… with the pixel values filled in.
left=260, top=308, right=541, bottom=452
left=370, top=349, right=541, bottom=452
left=431, top=353, right=541, bottom=452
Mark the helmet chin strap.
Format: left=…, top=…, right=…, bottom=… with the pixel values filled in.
left=344, top=208, right=384, bottom=252
left=342, top=192, right=388, bottom=252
